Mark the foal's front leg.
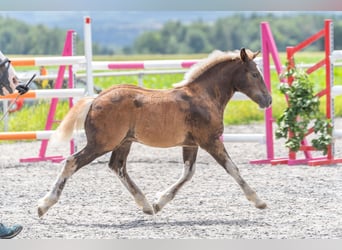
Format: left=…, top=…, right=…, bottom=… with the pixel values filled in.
left=153, top=146, right=198, bottom=214
left=203, top=140, right=267, bottom=209
left=109, top=141, right=154, bottom=215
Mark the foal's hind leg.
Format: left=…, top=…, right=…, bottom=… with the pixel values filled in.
left=202, top=140, right=267, bottom=209
left=108, top=141, right=154, bottom=215
left=153, top=146, right=198, bottom=214
left=37, top=145, right=106, bottom=217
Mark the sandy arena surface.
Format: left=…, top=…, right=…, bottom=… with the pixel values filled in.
left=1, top=120, right=342, bottom=239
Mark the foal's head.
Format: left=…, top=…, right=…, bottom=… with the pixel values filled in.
left=0, top=51, right=19, bottom=96
left=233, top=48, right=272, bottom=109
left=174, top=48, right=272, bottom=109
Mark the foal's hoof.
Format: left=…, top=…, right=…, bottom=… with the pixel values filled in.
left=37, top=206, right=47, bottom=218
left=142, top=207, right=155, bottom=215
left=255, top=201, right=267, bottom=209
left=152, top=203, right=161, bottom=214
left=37, top=199, right=50, bottom=218
left=142, top=202, right=155, bottom=215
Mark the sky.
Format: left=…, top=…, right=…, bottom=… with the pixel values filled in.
left=1, top=0, right=342, bottom=11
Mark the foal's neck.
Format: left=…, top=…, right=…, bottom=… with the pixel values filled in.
left=189, top=61, right=237, bottom=111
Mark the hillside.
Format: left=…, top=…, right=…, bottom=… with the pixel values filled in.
left=0, top=11, right=232, bottom=48
left=2, top=11, right=342, bottom=55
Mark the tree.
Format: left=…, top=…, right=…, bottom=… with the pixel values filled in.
left=0, top=16, right=110, bottom=55
left=133, top=31, right=163, bottom=54
left=185, top=28, right=211, bottom=53
left=129, top=13, right=342, bottom=54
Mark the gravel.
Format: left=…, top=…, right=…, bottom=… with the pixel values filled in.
left=1, top=120, right=342, bottom=239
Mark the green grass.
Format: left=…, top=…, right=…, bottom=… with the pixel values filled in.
left=0, top=100, right=70, bottom=132
left=1, top=52, right=342, bottom=135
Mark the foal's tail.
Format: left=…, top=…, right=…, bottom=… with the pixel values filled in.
left=51, top=97, right=94, bottom=143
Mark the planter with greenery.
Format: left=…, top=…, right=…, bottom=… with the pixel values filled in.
left=275, top=66, right=332, bottom=155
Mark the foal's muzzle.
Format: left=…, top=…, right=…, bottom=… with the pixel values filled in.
left=258, top=94, right=272, bottom=109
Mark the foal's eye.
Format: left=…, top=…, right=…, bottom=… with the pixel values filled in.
left=252, top=73, right=259, bottom=78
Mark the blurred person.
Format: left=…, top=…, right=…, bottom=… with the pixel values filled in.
left=0, top=50, right=27, bottom=239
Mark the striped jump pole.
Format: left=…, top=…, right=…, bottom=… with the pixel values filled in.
left=91, top=59, right=199, bottom=70
left=0, top=130, right=266, bottom=144
left=220, top=133, right=265, bottom=143
left=332, top=85, right=342, bottom=97
left=11, top=56, right=85, bottom=67
left=0, top=130, right=63, bottom=162
left=329, top=50, right=342, bottom=143
left=0, top=88, right=86, bottom=100
left=0, top=130, right=54, bottom=140
left=0, top=130, right=84, bottom=141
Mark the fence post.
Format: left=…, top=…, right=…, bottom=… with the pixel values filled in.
left=84, top=16, right=94, bottom=96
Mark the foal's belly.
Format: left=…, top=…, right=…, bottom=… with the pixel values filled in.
left=134, top=110, right=188, bottom=148
left=135, top=135, right=187, bottom=148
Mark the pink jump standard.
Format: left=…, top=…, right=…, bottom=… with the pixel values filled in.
left=19, top=30, right=76, bottom=163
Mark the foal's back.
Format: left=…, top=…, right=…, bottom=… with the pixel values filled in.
left=88, top=84, right=191, bottom=148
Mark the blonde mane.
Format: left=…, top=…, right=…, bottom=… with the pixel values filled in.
left=174, top=50, right=244, bottom=88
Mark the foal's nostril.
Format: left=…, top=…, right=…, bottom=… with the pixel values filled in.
left=263, top=94, right=272, bottom=108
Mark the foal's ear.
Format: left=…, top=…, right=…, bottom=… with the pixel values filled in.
left=240, top=48, right=249, bottom=63
left=252, top=50, right=261, bottom=59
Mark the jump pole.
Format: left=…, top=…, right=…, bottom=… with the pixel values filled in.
left=0, top=131, right=54, bottom=140
left=11, top=56, right=85, bottom=67
left=0, top=89, right=85, bottom=100
left=91, top=59, right=198, bottom=70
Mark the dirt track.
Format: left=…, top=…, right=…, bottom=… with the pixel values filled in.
left=1, top=121, right=342, bottom=239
